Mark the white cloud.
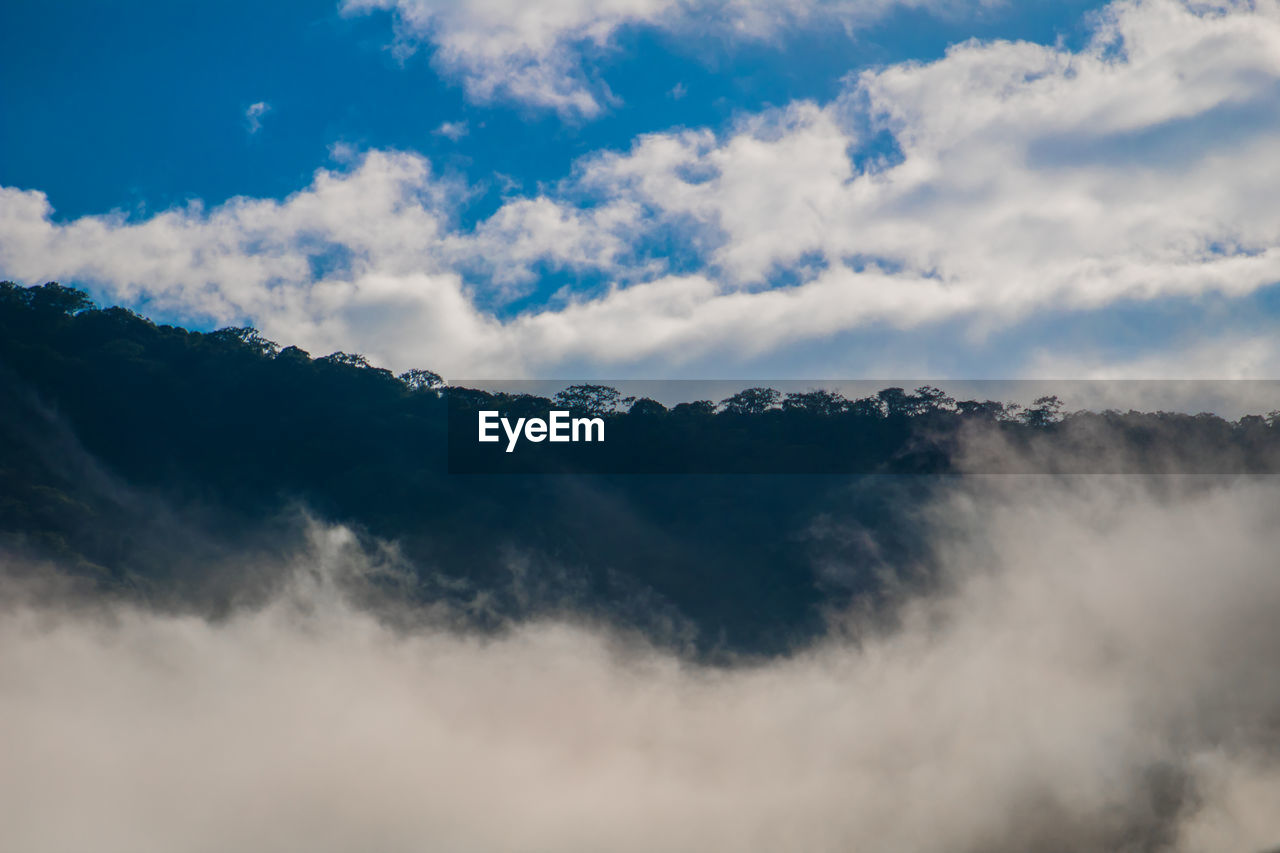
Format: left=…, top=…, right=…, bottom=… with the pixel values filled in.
left=0, top=151, right=634, bottom=375
left=341, top=0, right=999, bottom=117
left=245, top=101, right=271, bottom=134
left=432, top=119, right=469, bottom=140
left=568, top=0, right=1280, bottom=308
left=0, top=151, right=487, bottom=371
left=5, top=0, right=1280, bottom=377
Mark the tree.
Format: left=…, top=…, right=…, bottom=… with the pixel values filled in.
left=208, top=326, right=279, bottom=358
left=1021, top=395, right=1064, bottom=427
left=399, top=368, right=444, bottom=391
left=782, top=389, right=848, bottom=416
left=553, top=384, right=624, bottom=416
left=847, top=396, right=885, bottom=417
left=956, top=399, right=1007, bottom=420
left=317, top=351, right=399, bottom=384
left=877, top=387, right=911, bottom=418
left=1238, top=414, right=1267, bottom=432
left=319, top=351, right=371, bottom=368
left=27, top=282, right=96, bottom=316
left=909, top=385, right=954, bottom=415
left=720, top=387, right=781, bottom=415
left=277, top=345, right=311, bottom=362
left=628, top=397, right=668, bottom=417
left=671, top=400, right=716, bottom=416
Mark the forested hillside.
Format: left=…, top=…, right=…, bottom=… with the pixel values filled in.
left=4, top=281, right=1278, bottom=655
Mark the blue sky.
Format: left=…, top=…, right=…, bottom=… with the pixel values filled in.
left=3, top=0, right=1101, bottom=220
left=3, top=0, right=1280, bottom=378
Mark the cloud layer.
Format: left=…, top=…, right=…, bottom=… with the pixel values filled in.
left=4, top=0, right=1280, bottom=377
left=341, top=0, right=999, bottom=117
left=3, top=477, right=1280, bottom=852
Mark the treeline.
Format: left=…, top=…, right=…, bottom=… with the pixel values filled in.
left=448, top=381, right=1280, bottom=475
left=467, top=382, right=1065, bottom=425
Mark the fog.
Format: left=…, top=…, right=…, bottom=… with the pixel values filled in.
left=2, top=478, right=1279, bottom=852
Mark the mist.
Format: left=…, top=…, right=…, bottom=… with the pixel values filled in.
left=3, top=477, right=1280, bottom=852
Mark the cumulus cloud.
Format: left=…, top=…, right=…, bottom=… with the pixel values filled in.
left=3, top=477, right=1280, bottom=851
left=0, top=150, right=641, bottom=375
left=565, top=0, right=1280, bottom=310
left=341, top=0, right=996, bottom=117
left=4, top=0, right=1280, bottom=376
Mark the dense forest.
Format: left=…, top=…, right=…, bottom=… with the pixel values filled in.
left=3, top=281, right=1280, bottom=656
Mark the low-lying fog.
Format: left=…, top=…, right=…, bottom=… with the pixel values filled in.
left=3, top=477, right=1279, bottom=852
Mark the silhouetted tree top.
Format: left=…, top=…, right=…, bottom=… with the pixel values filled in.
left=671, top=400, right=716, bottom=417
left=207, top=327, right=280, bottom=357
left=720, top=387, right=781, bottom=415
left=14, top=281, right=96, bottom=316
left=781, top=389, right=845, bottom=415
left=628, top=397, right=668, bottom=417
left=1021, top=395, right=1064, bottom=427
left=553, top=384, right=629, bottom=416
left=911, top=385, right=954, bottom=414
left=399, top=368, right=445, bottom=391
left=877, top=386, right=910, bottom=417
left=319, top=351, right=372, bottom=368
left=956, top=399, right=1009, bottom=420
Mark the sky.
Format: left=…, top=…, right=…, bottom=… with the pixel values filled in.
left=3, top=0, right=1280, bottom=379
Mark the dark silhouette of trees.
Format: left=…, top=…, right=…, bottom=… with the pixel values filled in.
left=553, top=384, right=626, bottom=416
left=720, top=387, right=780, bottom=414
left=671, top=400, right=716, bottom=416
left=207, top=327, right=279, bottom=357
left=847, top=396, right=884, bottom=417
left=1021, top=395, right=1064, bottom=427
left=278, top=345, right=311, bottom=362
left=955, top=399, right=1010, bottom=420
left=319, top=351, right=372, bottom=368
left=783, top=389, right=848, bottom=415
left=25, top=281, right=95, bottom=315
left=877, top=387, right=910, bottom=418
left=628, top=397, right=668, bottom=417
left=874, top=385, right=955, bottom=418
left=399, top=368, right=445, bottom=392
left=910, top=385, right=954, bottom=415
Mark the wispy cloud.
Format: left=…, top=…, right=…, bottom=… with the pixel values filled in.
left=245, top=101, right=271, bottom=134
left=432, top=120, right=468, bottom=141
left=340, top=0, right=1000, bottom=118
